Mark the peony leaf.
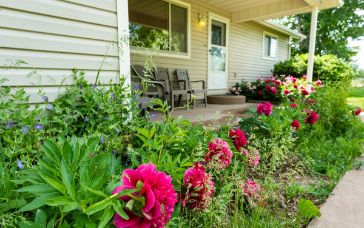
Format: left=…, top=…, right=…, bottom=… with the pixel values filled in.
left=98, top=206, right=114, bottom=228
left=81, top=184, right=108, bottom=198
left=112, top=200, right=129, bottom=220
left=84, top=198, right=112, bottom=216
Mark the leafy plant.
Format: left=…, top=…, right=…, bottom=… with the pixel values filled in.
left=16, top=137, right=124, bottom=227
left=273, top=54, right=354, bottom=82
left=298, top=199, right=321, bottom=220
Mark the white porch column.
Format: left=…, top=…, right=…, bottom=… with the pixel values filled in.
left=307, top=7, right=318, bottom=83
left=117, top=0, right=131, bottom=86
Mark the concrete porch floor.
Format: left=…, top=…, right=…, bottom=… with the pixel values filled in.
left=152, top=103, right=256, bottom=124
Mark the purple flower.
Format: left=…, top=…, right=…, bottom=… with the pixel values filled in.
left=113, top=150, right=117, bottom=155
left=133, top=84, right=139, bottom=90
left=110, top=93, right=115, bottom=100
left=34, top=124, right=42, bottom=131
left=150, top=112, right=156, bottom=119
left=100, top=136, right=105, bottom=144
left=17, top=159, right=24, bottom=170
left=6, top=121, right=15, bottom=129
left=45, top=103, right=54, bottom=111
left=41, top=95, right=48, bottom=102
left=21, top=126, right=29, bottom=134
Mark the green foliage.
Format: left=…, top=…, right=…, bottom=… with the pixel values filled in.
left=273, top=54, right=354, bottom=82
left=17, top=137, right=123, bottom=227
left=281, top=0, right=364, bottom=61
left=298, top=199, right=320, bottom=220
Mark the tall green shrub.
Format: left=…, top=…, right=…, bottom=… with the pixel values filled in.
left=273, top=54, right=354, bottom=83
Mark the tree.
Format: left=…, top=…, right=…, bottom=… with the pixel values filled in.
left=282, top=0, right=364, bottom=61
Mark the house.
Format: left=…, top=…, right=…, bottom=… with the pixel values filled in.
left=0, top=0, right=342, bottom=103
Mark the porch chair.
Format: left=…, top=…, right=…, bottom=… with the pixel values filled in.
left=131, top=64, right=161, bottom=98
left=176, top=69, right=207, bottom=108
left=130, top=65, right=165, bottom=115
left=155, top=67, right=190, bottom=108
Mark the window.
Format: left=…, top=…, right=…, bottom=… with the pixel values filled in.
left=263, top=32, right=278, bottom=59
left=128, top=0, right=190, bottom=56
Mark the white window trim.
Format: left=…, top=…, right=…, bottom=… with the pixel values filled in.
left=262, top=31, right=279, bottom=61
left=130, top=0, right=191, bottom=59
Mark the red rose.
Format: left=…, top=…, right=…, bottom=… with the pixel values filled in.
left=305, top=110, right=319, bottom=124
left=256, top=102, right=273, bottom=116
left=354, top=108, right=362, bottom=116
left=284, top=89, right=290, bottom=95
left=265, top=85, right=271, bottom=91
left=270, top=87, right=277, bottom=95
left=229, top=128, right=248, bottom=153
left=258, top=90, right=263, bottom=96
left=290, top=103, right=297, bottom=109
left=291, top=120, right=300, bottom=130
left=302, top=89, right=309, bottom=96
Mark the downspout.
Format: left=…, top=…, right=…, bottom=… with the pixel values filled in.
left=306, top=7, right=319, bottom=83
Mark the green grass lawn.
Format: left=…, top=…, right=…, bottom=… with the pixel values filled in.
left=348, top=86, right=364, bottom=109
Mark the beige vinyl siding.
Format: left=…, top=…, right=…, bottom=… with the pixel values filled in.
left=0, top=0, right=119, bottom=103
left=130, top=0, right=291, bottom=92
left=228, top=21, right=290, bottom=86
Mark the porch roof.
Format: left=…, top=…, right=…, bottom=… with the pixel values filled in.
left=257, top=21, right=307, bottom=40
left=198, top=0, right=343, bottom=23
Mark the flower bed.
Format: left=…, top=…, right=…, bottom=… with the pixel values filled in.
left=230, top=75, right=323, bottom=103
left=1, top=71, right=364, bottom=227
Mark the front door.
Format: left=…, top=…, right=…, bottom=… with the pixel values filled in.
left=208, top=14, right=229, bottom=90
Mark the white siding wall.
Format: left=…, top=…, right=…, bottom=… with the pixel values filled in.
left=0, top=0, right=123, bottom=103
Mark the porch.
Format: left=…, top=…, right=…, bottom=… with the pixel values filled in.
left=151, top=103, right=256, bottom=124
left=125, top=0, right=343, bottom=92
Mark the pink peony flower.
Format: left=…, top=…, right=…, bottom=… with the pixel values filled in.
left=242, top=149, right=249, bottom=156
left=256, top=102, right=273, bottom=116
left=292, top=78, right=297, bottom=83
left=305, top=110, right=319, bottom=125
left=243, top=180, right=261, bottom=198
left=247, top=150, right=260, bottom=167
left=354, top=108, right=362, bottom=116
left=291, top=120, right=300, bottom=130
left=290, top=103, right=297, bottom=109
left=205, top=138, right=233, bottom=170
left=229, top=128, right=247, bottom=153
left=276, top=80, right=282, bottom=85
left=183, top=162, right=215, bottom=209
left=113, top=164, right=177, bottom=228
left=270, top=87, right=277, bottom=95
left=283, top=89, right=290, bottom=95
left=315, top=80, right=322, bottom=86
